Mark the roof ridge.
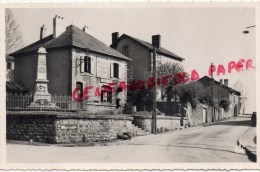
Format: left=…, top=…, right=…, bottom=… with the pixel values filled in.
left=11, top=24, right=130, bottom=61
left=10, top=34, right=53, bottom=56
left=120, top=34, right=184, bottom=61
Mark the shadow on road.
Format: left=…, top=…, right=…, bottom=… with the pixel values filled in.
left=244, top=147, right=257, bottom=162
left=212, top=119, right=251, bottom=126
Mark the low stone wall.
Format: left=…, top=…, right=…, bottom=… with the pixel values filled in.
left=132, top=115, right=188, bottom=133
left=7, top=112, right=56, bottom=143
left=82, top=103, right=117, bottom=114
left=7, top=111, right=137, bottom=143
left=156, top=102, right=182, bottom=116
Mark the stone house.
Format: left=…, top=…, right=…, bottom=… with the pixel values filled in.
left=194, top=76, right=241, bottom=121
left=10, top=16, right=131, bottom=112
left=111, top=33, right=184, bottom=82
left=110, top=33, right=185, bottom=110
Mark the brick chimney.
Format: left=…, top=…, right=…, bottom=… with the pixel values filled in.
left=224, top=79, right=229, bottom=87
left=40, top=25, right=47, bottom=40
left=152, top=35, right=161, bottom=48
left=112, top=32, right=119, bottom=45
left=53, top=15, right=64, bottom=38
left=219, top=79, right=223, bottom=85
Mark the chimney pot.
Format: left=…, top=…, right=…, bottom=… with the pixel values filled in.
left=112, top=32, right=119, bottom=45
left=40, top=24, right=47, bottom=40
left=220, top=79, right=223, bottom=85
left=53, top=15, right=65, bottom=38
left=152, top=35, right=161, bottom=48
left=224, top=79, right=229, bottom=87
left=83, top=25, right=88, bottom=32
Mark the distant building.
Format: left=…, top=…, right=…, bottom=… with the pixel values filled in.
left=196, top=76, right=241, bottom=118
left=10, top=16, right=131, bottom=112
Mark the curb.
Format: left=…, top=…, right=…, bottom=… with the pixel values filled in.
left=237, top=127, right=256, bottom=162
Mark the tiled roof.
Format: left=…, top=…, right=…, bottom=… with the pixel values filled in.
left=111, top=34, right=184, bottom=61
left=11, top=25, right=131, bottom=61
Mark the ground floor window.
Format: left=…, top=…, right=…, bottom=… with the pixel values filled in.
left=101, top=89, right=112, bottom=103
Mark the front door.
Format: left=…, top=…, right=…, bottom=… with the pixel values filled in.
left=234, top=104, right=238, bottom=117
left=76, top=82, right=83, bottom=110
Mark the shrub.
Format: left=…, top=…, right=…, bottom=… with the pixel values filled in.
left=219, top=99, right=230, bottom=112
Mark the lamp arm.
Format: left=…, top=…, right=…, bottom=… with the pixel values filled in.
left=245, top=25, right=256, bottom=29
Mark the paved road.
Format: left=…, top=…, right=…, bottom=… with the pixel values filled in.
left=7, top=117, right=254, bottom=163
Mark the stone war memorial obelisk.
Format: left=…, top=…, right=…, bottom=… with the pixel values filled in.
left=28, top=47, right=58, bottom=109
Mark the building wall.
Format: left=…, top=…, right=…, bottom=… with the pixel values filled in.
left=6, top=60, right=14, bottom=81
left=156, top=55, right=182, bottom=67
left=14, top=53, right=38, bottom=93
left=71, top=48, right=128, bottom=106
left=14, top=48, right=71, bottom=95
left=114, top=37, right=150, bottom=81
left=187, top=103, right=215, bottom=126
left=229, top=93, right=240, bottom=117
left=47, top=48, right=71, bottom=95
left=196, top=84, right=230, bottom=103
left=115, top=37, right=183, bottom=82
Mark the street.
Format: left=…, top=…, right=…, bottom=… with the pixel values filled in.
left=7, top=117, right=254, bottom=163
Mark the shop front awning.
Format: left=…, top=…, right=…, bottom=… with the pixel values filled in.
left=6, top=82, right=27, bottom=94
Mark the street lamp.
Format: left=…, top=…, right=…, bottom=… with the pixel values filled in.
left=242, top=25, right=256, bottom=34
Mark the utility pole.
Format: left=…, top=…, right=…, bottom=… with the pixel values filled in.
left=152, top=47, right=157, bottom=134
left=211, top=63, right=214, bottom=123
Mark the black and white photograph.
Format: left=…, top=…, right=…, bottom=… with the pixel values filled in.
left=2, top=3, right=259, bottom=169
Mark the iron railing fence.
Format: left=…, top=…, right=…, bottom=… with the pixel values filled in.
left=6, top=94, right=80, bottom=112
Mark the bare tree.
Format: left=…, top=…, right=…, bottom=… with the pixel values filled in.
left=5, top=9, right=24, bottom=56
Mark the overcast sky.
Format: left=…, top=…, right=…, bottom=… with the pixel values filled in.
left=11, top=7, right=256, bottom=113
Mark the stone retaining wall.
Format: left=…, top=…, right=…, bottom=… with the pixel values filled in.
left=7, top=111, right=137, bottom=144
left=82, top=103, right=117, bottom=114
left=7, top=113, right=56, bottom=143
left=132, top=115, right=188, bottom=133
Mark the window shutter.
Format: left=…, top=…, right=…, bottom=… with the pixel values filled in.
left=119, top=64, right=122, bottom=79
left=80, top=56, right=84, bottom=73
left=110, top=63, right=114, bottom=78
left=90, top=57, right=94, bottom=74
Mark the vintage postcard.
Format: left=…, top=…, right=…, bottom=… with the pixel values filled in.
left=0, top=2, right=259, bottom=170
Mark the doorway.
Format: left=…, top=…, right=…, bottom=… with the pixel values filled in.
left=203, top=108, right=207, bottom=124
left=76, top=82, right=83, bottom=110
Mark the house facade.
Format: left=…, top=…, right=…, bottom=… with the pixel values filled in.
left=196, top=76, right=241, bottom=119
left=111, top=33, right=184, bottom=82
left=10, top=16, right=130, bottom=112
left=110, top=33, right=184, bottom=111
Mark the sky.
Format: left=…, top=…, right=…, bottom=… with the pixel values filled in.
left=11, top=7, right=256, bottom=113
